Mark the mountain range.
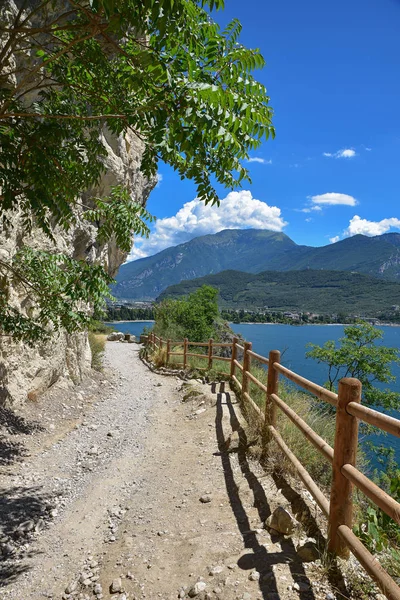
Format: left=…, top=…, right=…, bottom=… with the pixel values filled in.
left=112, top=229, right=400, bottom=300
left=158, top=269, right=400, bottom=315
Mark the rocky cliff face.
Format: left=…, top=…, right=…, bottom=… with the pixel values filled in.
left=0, top=126, right=155, bottom=406
left=0, top=1, right=155, bottom=405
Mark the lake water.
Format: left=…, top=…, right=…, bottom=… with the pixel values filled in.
left=106, top=320, right=400, bottom=465
left=105, top=321, right=154, bottom=338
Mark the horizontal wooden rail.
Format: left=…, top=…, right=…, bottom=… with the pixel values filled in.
left=187, top=352, right=208, bottom=359
left=212, top=342, right=233, bottom=348
left=268, top=425, right=330, bottom=517
left=169, top=351, right=183, bottom=356
left=243, top=391, right=264, bottom=419
left=342, top=464, right=400, bottom=525
left=234, top=359, right=243, bottom=371
left=338, top=525, right=400, bottom=600
left=187, top=341, right=209, bottom=347
left=347, top=402, right=400, bottom=438
left=232, top=375, right=242, bottom=390
left=246, top=370, right=268, bottom=393
left=235, top=343, right=244, bottom=352
left=274, top=362, right=338, bottom=406
left=271, top=393, right=334, bottom=464
left=212, top=355, right=231, bottom=362
left=247, top=349, right=269, bottom=365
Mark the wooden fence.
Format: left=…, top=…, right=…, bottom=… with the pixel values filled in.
left=146, top=332, right=400, bottom=600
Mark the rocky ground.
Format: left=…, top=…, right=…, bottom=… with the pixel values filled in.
left=0, top=343, right=367, bottom=600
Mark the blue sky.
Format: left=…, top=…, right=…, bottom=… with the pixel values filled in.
left=129, top=0, right=400, bottom=260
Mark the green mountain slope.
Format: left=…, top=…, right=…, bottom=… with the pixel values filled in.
left=112, top=230, right=295, bottom=300
left=158, top=270, right=400, bottom=315
left=112, top=229, right=400, bottom=300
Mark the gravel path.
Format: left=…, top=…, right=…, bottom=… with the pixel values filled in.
left=0, top=343, right=178, bottom=599
left=0, top=343, right=347, bottom=600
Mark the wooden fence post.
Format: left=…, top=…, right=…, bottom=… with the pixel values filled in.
left=266, top=350, right=280, bottom=429
left=166, top=339, right=171, bottom=366
left=230, top=337, right=238, bottom=377
left=328, top=377, right=362, bottom=558
left=208, top=338, right=213, bottom=370
left=183, top=338, right=188, bottom=369
left=242, top=341, right=252, bottom=403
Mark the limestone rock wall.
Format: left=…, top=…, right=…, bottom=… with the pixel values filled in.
left=0, top=126, right=155, bottom=406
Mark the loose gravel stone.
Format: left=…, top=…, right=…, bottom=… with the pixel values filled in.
left=110, top=578, right=123, bottom=593
left=199, top=495, right=212, bottom=504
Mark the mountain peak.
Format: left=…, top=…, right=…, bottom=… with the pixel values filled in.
left=112, top=229, right=400, bottom=300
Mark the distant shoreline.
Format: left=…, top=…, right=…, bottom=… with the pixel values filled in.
left=105, top=320, right=155, bottom=324
left=230, top=322, right=400, bottom=327
left=104, top=319, right=400, bottom=328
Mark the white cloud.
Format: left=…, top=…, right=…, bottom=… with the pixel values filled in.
left=246, top=157, right=272, bottom=164
left=329, top=235, right=340, bottom=243
left=299, top=205, right=322, bottom=213
left=323, top=148, right=356, bottom=159
left=310, top=192, right=358, bottom=207
left=344, top=215, right=400, bottom=237
left=156, top=173, right=163, bottom=187
left=127, top=190, right=287, bottom=261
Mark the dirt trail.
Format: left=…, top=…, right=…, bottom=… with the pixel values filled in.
left=0, top=343, right=344, bottom=600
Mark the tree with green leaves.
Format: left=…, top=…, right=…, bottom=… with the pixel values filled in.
left=154, top=285, right=219, bottom=342
left=306, top=321, right=400, bottom=410
left=0, top=0, right=274, bottom=345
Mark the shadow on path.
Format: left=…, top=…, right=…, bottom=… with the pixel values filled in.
left=214, top=386, right=316, bottom=599
left=0, top=485, right=51, bottom=587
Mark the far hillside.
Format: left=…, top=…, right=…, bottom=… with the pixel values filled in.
left=158, top=269, right=400, bottom=316
left=112, top=229, right=400, bottom=300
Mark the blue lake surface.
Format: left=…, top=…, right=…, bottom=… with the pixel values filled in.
left=104, top=321, right=154, bottom=337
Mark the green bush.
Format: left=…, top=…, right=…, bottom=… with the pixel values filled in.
left=153, top=285, right=219, bottom=342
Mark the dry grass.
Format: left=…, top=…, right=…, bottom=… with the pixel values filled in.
left=88, top=332, right=106, bottom=371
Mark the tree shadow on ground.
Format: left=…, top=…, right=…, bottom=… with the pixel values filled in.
left=0, top=485, right=50, bottom=587
left=0, top=406, right=44, bottom=466
left=214, top=385, right=316, bottom=600
left=0, top=436, right=28, bottom=466
left=0, top=406, right=44, bottom=435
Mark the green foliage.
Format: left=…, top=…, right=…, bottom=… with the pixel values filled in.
left=89, top=320, right=115, bottom=334
left=154, top=285, right=219, bottom=342
left=0, top=248, right=113, bottom=346
left=353, top=475, right=400, bottom=578
left=0, top=0, right=274, bottom=343
left=306, top=321, right=400, bottom=409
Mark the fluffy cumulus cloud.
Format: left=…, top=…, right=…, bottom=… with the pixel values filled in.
left=128, top=190, right=287, bottom=261
left=323, top=148, right=356, bottom=159
left=329, top=235, right=340, bottom=244
left=156, top=173, right=163, bottom=187
left=310, top=192, right=358, bottom=207
left=246, top=157, right=272, bottom=164
left=345, top=215, right=400, bottom=237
